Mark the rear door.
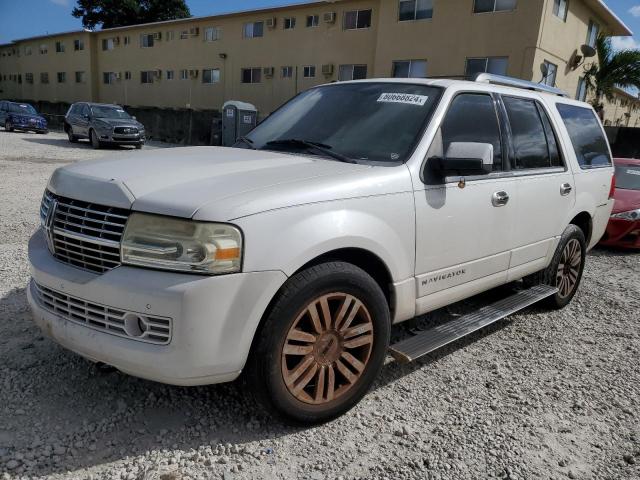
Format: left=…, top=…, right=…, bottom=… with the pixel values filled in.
left=499, top=95, right=575, bottom=279
left=77, top=104, right=90, bottom=137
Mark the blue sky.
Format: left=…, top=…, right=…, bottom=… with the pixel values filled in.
left=1, top=0, right=640, bottom=46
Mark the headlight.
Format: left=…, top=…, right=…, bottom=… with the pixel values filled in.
left=611, top=209, right=640, bottom=221
left=121, top=213, right=243, bottom=274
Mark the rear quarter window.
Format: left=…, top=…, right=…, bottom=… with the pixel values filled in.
left=615, top=164, right=640, bottom=190
left=556, top=103, right=611, bottom=169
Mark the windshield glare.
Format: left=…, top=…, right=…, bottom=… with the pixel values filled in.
left=615, top=165, right=640, bottom=190
left=10, top=103, right=37, bottom=115
left=91, top=106, right=132, bottom=119
left=245, top=83, right=442, bottom=163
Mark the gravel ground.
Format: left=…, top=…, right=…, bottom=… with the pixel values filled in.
left=0, top=130, right=639, bottom=480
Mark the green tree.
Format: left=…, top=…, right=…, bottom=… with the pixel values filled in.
left=584, top=35, right=640, bottom=116
left=72, top=0, right=191, bottom=30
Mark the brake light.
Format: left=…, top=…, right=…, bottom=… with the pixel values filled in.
left=609, top=174, right=616, bottom=199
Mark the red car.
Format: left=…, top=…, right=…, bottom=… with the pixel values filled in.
left=599, top=158, right=640, bottom=248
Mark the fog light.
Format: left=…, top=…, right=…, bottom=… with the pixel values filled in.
left=123, top=313, right=149, bottom=338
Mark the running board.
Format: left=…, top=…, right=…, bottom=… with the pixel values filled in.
left=389, top=284, right=558, bottom=363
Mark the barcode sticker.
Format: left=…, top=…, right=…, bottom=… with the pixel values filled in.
left=377, top=93, right=429, bottom=106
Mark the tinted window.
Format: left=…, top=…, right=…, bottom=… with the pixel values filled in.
left=537, top=103, right=563, bottom=167
left=556, top=103, right=611, bottom=169
left=440, top=93, right=503, bottom=169
left=503, top=97, right=551, bottom=169
left=615, top=165, right=640, bottom=190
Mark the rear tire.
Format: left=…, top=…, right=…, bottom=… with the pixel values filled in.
left=524, top=225, right=586, bottom=309
left=244, top=262, right=390, bottom=425
left=90, top=129, right=101, bottom=149
left=67, top=127, right=78, bottom=143
left=5, top=120, right=13, bottom=132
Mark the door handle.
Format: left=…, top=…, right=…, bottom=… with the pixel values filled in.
left=560, top=183, right=573, bottom=196
left=492, top=191, right=510, bottom=207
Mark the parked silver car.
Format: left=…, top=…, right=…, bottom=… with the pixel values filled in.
left=64, top=102, right=145, bottom=149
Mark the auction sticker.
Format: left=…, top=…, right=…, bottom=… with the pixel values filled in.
left=377, top=93, right=429, bottom=106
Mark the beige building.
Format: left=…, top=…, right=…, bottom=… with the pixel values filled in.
left=0, top=0, right=633, bottom=116
left=601, top=87, right=640, bottom=127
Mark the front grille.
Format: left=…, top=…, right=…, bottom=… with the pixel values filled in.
left=113, top=126, right=138, bottom=135
left=40, top=190, right=130, bottom=274
left=33, top=282, right=172, bottom=345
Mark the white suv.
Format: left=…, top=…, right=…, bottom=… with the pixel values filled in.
left=28, top=76, right=615, bottom=424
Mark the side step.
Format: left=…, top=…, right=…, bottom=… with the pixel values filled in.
left=389, top=284, right=558, bottom=363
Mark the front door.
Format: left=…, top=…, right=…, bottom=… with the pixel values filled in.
left=413, top=92, right=516, bottom=314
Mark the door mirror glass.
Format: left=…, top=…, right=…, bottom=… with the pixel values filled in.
left=430, top=142, right=494, bottom=175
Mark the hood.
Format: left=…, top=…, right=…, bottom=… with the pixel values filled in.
left=47, top=147, right=411, bottom=220
left=95, top=118, right=142, bottom=128
left=613, top=188, right=640, bottom=214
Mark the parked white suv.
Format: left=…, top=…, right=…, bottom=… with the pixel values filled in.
left=28, top=76, right=615, bottom=424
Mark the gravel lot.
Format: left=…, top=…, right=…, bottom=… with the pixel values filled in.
left=1, top=130, right=639, bottom=480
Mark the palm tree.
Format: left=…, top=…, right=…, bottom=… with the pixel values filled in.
left=583, top=35, right=640, bottom=117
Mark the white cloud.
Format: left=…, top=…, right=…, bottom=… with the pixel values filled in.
left=49, top=0, right=70, bottom=6
left=630, top=5, right=640, bottom=17
left=611, top=36, right=640, bottom=50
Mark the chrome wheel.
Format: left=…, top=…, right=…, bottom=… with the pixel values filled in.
left=556, top=238, right=582, bottom=299
left=281, top=292, right=374, bottom=405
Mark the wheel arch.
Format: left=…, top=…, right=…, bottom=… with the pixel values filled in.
left=569, top=211, right=593, bottom=245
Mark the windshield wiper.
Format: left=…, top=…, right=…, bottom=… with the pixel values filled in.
left=235, top=136, right=256, bottom=149
left=265, top=139, right=357, bottom=164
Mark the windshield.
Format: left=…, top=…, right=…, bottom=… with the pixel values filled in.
left=91, top=106, right=132, bottom=119
left=615, top=164, right=640, bottom=190
left=10, top=103, right=37, bottom=115
left=244, top=82, right=442, bottom=163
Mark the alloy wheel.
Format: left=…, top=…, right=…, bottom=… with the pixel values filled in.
left=556, top=238, right=582, bottom=299
left=281, top=292, right=374, bottom=405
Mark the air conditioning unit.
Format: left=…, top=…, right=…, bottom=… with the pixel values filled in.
left=323, top=12, right=336, bottom=23
left=190, top=27, right=200, bottom=36
left=114, top=72, right=122, bottom=80
left=322, top=64, right=334, bottom=75
left=266, top=17, right=277, bottom=28
left=153, top=32, right=162, bottom=40
left=189, top=69, right=199, bottom=78
left=263, top=67, right=274, bottom=77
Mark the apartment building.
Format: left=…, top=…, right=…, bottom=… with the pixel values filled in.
left=0, top=0, right=632, bottom=116
left=602, top=87, right=640, bottom=127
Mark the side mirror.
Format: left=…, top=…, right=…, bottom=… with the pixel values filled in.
left=132, top=116, right=137, bottom=120
left=429, top=142, right=493, bottom=176
left=83, top=114, right=90, bottom=120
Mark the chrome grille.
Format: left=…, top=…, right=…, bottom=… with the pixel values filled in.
left=40, top=190, right=130, bottom=274
left=33, top=281, right=172, bottom=345
left=113, top=126, right=138, bottom=135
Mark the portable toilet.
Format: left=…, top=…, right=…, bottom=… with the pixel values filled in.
left=222, top=101, right=258, bottom=146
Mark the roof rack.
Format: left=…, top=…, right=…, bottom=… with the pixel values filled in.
left=474, top=73, right=568, bottom=97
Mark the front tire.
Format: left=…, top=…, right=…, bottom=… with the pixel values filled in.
left=90, top=129, right=101, bottom=149
left=67, top=127, right=78, bottom=143
left=244, top=262, right=390, bottom=425
left=5, top=120, right=13, bottom=132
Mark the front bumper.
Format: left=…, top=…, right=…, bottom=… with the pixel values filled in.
left=599, top=218, right=640, bottom=248
left=98, top=131, right=145, bottom=145
left=27, top=229, right=287, bottom=386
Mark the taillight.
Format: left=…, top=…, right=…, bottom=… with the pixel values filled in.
left=609, top=174, right=616, bottom=199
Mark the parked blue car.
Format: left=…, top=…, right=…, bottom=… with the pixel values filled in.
left=0, top=100, right=48, bottom=134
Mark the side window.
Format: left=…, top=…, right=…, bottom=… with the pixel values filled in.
left=503, top=96, right=552, bottom=169
left=556, top=103, right=611, bottom=169
left=536, top=103, right=563, bottom=168
left=439, top=93, right=503, bottom=170
left=80, top=104, right=89, bottom=117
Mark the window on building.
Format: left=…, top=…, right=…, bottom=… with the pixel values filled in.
left=307, top=15, right=320, bottom=27
left=102, top=38, right=115, bottom=51
left=141, top=34, right=155, bottom=48
left=124, top=36, right=130, bottom=46
left=576, top=77, right=587, bottom=101
left=284, top=17, right=296, bottom=29
left=55, top=41, right=65, bottom=53
left=141, top=71, right=155, bottom=83
left=344, top=9, right=372, bottom=30
left=57, top=72, right=66, bottom=83
left=166, top=70, right=175, bottom=80
left=125, top=71, right=131, bottom=80
left=75, top=71, right=85, bottom=83
left=439, top=93, right=503, bottom=170
left=338, top=64, right=368, bottom=81
left=303, top=65, right=316, bottom=78
left=180, top=30, right=189, bottom=39
left=40, top=72, right=49, bottom=83
left=74, top=39, right=84, bottom=51
left=465, top=57, right=508, bottom=78
left=103, top=72, right=116, bottom=84
left=167, top=31, right=175, bottom=41
left=241, top=68, right=262, bottom=83
left=25, top=46, right=32, bottom=56
left=244, top=22, right=264, bottom=38
left=553, top=0, right=568, bottom=21
left=473, top=0, right=517, bottom=13
left=40, top=45, right=48, bottom=54
left=542, top=60, right=558, bottom=86
left=202, top=68, right=220, bottom=84
left=556, top=103, right=611, bottom=169
left=17, top=74, right=22, bottom=84
left=503, top=97, right=560, bottom=169
left=399, top=0, right=433, bottom=21
left=25, top=73, right=34, bottom=84
left=586, top=20, right=599, bottom=47
left=282, top=66, right=293, bottom=78
left=180, top=69, right=188, bottom=80
left=392, top=59, right=428, bottom=78
left=204, top=27, right=220, bottom=42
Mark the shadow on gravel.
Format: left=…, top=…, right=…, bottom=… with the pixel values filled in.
left=22, top=137, right=139, bottom=151
left=589, top=245, right=640, bottom=257
left=0, top=280, right=553, bottom=477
